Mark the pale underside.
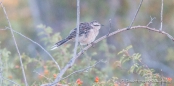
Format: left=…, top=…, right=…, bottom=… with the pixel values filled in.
left=79, top=28, right=99, bottom=45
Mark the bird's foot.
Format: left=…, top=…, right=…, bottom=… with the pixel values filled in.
left=91, top=42, right=95, bottom=48
left=80, top=45, right=85, bottom=55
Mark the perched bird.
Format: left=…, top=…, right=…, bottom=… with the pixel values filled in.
left=51, top=21, right=103, bottom=50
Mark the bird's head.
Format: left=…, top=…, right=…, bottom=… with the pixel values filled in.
left=90, top=20, right=103, bottom=30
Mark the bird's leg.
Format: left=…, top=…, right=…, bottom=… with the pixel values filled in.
left=80, top=44, right=85, bottom=54
left=91, top=42, right=95, bottom=48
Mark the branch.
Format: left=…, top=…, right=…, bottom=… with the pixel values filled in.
left=51, top=25, right=174, bottom=85
left=72, top=0, right=80, bottom=67
left=51, top=0, right=80, bottom=85
left=128, top=0, right=143, bottom=29
left=0, top=3, right=28, bottom=86
left=5, top=27, right=61, bottom=71
left=160, top=0, right=163, bottom=31
left=146, top=16, right=156, bottom=26
left=61, top=60, right=106, bottom=80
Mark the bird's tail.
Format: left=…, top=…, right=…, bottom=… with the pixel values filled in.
left=51, top=38, right=71, bottom=50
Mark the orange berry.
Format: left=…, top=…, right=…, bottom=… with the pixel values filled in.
left=8, top=75, right=13, bottom=79
left=76, top=79, right=83, bottom=85
left=167, top=78, right=172, bottom=82
left=114, top=83, right=119, bottom=86
left=53, top=74, right=57, bottom=78
left=38, top=74, right=43, bottom=79
left=44, top=69, right=49, bottom=75
left=95, top=77, right=99, bottom=83
left=15, top=65, right=20, bottom=69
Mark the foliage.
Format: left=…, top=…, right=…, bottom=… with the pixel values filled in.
left=0, top=26, right=173, bottom=86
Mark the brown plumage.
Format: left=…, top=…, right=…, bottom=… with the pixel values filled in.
left=51, top=21, right=102, bottom=50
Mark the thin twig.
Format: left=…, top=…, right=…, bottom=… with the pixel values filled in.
left=0, top=3, right=28, bottom=86
left=61, top=60, right=106, bottom=80
left=41, top=83, right=68, bottom=86
left=128, top=0, right=143, bottom=29
left=0, top=76, right=20, bottom=86
left=107, top=19, right=112, bottom=36
left=160, top=0, right=163, bottom=31
left=72, top=0, right=80, bottom=66
left=51, top=0, right=80, bottom=85
left=33, top=71, right=52, bottom=82
left=146, top=16, right=156, bottom=26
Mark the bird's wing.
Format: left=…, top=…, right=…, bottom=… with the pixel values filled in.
left=51, top=22, right=92, bottom=50
left=68, top=22, right=92, bottom=39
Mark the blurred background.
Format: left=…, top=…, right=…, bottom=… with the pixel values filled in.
left=0, top=0, right=174, bottom=85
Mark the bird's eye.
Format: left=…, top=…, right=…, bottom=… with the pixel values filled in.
left=94, top=25, right=100, bottom=26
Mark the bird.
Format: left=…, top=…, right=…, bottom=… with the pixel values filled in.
left=51, top=20, right=103, bottom=50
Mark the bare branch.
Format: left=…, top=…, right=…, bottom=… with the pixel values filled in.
left=0, top=3, right=28, bottom=86
left=128, top=0, right=143, bottom=29
left=41, top=83, right=68, bottom=86
left=99, top=26, right=174, bottom=43
left=61, top=60, right=106, bottom=80
left=51, top=0, right=80, bottom=85
left=51, top=0, right=143, bottom=85
left=160, top=0, right=163, bottom=31
left=146, top=16, right=156, bottom=26
left=72, top=0, right=80, bottom=66
left=51, top=25, right=174, bottom=85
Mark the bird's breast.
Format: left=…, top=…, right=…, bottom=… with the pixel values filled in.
left=79, top=29, right=99, bottom=45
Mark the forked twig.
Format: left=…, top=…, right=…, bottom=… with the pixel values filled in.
left=61, top=60, right=106, bottom=80
left=146, top=16, right=156, bottom=26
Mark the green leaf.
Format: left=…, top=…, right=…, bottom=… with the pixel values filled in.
left=45, top=27, right=52, bottom=34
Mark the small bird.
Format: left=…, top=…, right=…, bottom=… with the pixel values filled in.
left=51, top=20, right=103, bottom=50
